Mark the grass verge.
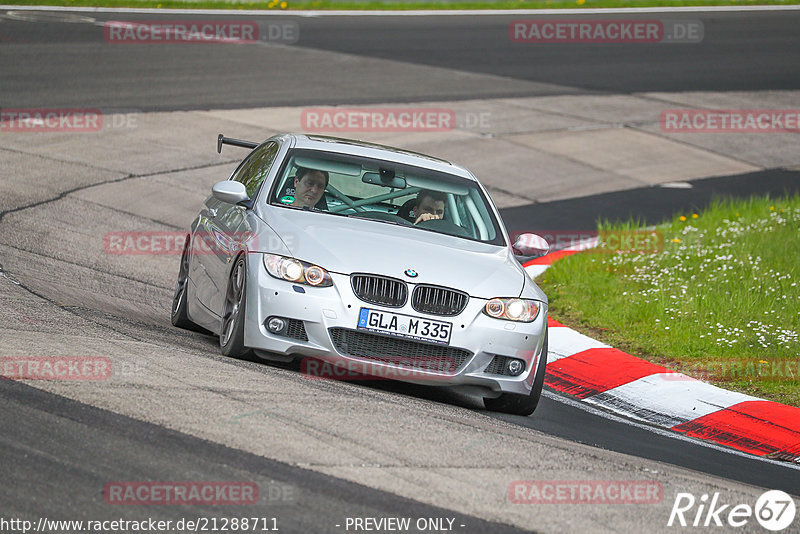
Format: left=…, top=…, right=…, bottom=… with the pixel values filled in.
left=538, top=194, right=800, bottom=407
left=4, top=0, right=800, bottom=11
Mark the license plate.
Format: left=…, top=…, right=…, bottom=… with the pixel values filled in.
left=357, top=308, right=452, bottom=345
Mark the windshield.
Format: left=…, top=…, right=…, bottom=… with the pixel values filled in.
left=269, top=148, right=505, bottom=246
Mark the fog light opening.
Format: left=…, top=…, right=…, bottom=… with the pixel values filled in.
left=506, top=359, right=525, bottom=376
left=267, top=316, right=287, bottom=334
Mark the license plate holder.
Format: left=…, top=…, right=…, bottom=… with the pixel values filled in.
left=357, top=308, right=452, bottom=345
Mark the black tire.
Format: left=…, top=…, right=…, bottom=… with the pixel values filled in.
left=171, top=235, right=204, bottom=332
left=484, top=328, right=548, bottom=416
left=220, top=255, right=252, bottom=359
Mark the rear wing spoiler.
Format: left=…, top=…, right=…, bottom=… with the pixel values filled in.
left=217, top=134, right=258, bottom=153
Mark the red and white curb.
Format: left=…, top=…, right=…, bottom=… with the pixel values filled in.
left=525, top=249, right=800, bottom=464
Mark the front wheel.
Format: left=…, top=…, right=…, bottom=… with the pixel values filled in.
left=484, top=329, right=548, bottom=416
left=220, top=255, right=252, bottom=359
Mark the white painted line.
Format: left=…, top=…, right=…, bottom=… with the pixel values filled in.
left=547, top=327, right=609, bottom=362
left=583, top=372, right=760, bottom=427
left=660, top=181, right=694, bottom=189
left=3, top=5, right=800, bottom=16
left=564, top=236, right=600, bottom=251
left=543, top=389, right=800, bottom=472
left=523, top=236, right=599, bottom=278
left=2, top=9, right=95, bottom=22
left=524, top=264, right=548, bottom=279
left=545, top=349, right=576, bottom=363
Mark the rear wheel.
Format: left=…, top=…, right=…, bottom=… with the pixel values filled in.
left=484, top=329, right=548, bottom=416
left=171, top=235, right=204, bottom=332
left=220, top=255, right=252, bottom=359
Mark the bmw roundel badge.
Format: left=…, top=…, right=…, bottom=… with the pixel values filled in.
left=404, top=269, right=418, bottom=278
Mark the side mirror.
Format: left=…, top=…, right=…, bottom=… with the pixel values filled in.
left=512, top=233, right=550, bottom=258
left=212, top=181, right=250, bottom=205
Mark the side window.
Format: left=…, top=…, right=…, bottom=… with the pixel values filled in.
left=232, top=142, right=279, bottom=198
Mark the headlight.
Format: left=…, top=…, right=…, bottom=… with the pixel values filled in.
left=263, top=254, right=332, bottom=287
left=483, top=298, right=539, bottom=322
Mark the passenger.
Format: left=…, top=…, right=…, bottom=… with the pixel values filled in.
left=411, top=190, right=446, bottom=225
left=290, top=168, right=329, bottom=210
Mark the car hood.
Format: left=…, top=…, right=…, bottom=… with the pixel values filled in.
left=256, top=208, right=528, bottom=299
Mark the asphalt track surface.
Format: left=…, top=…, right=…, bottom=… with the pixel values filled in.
left=0, top=9, right=798, bottom=109
left=1, top=378, right=526, bottom=533
left=1, top=7, right=800, bottom=533
left=500, top=168, right=800, bottom=231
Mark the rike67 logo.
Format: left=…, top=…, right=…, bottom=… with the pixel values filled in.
left=668, top=490, right=796, bottom=531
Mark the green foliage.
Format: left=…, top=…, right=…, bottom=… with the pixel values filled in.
left=539, top=195, right=800, bottom=406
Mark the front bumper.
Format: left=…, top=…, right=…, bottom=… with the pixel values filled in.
left=243, top=254, right=547, bottom=396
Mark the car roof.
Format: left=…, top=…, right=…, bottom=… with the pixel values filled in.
left=282, top=134, right=477, bottom=181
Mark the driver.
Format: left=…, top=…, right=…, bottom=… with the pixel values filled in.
left=290, top=167, right=329, bottom=210
left=410, top=190, right=446, bottom=225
